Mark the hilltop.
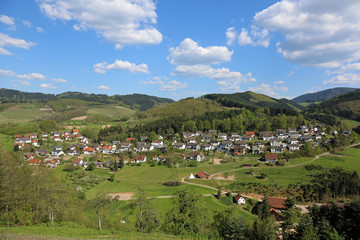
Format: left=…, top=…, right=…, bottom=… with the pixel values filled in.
left=292, top=87, right=358, bottom=104
left=203, top=91, right=303, bottom=112
left=305, top=89, right=360, bottom=122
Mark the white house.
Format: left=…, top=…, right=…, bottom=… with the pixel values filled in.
left=234, top=194, right=246, bottom=205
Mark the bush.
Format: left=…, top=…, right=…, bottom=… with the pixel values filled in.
left=108, top=174, right=115, bottom=182
left=305, top=164, right=324, bottom=171
left=163, top=181, right=181, bottom=187
left=187, top=161, right=199, bottom=167
left=86, top=162, right=95, bottom=171
left=63, top=164, right=76, bottom=172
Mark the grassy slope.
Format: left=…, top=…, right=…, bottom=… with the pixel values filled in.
left=86, top=105, right=136, bottom=119
left=0, top=103, right=51, bottom=124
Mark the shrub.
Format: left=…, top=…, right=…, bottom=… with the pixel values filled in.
left=163, top=181, right=181, bottom=187
left=63, top=164, right=76, bottom=172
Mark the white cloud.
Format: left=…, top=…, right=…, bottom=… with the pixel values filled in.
left=140, top=76, right=164, bottom=85
left=36, top=26, right=44, bottom=33
left=254, top=0, right=360, bottom=68
left=97, top=85, right=110, bottom=90
left=168, top=38, right=233, bottom=65
left=248, top=83, right=288, bottom=98
left=37, top=0, right=162, bottom=48
left=22, top=20, right=32, bottom=28
left=335, top=63, right=360, bottom=73
left=172, top=65, right=214, bottom=78
left=0, top=33, right=36, bottom=55
left=324, top=73, right=360, bottom=85
left=238, top=28, right=252, bottom=46
left=274, top=81, right=284, bottom=84
left=226, top=27, right=236, bottom=45
left=0, top=69, right=15, bottom=77
left=19, top=80, right=30, bottom=86
left=94, top=59, right=149, bottom=74
left=0, top=15, right=15, bottom=30
left=160, top=80, right=188, bottom=91
left=237, top=25, right=270, bottom=47
left=52, top=78, right=67, bottom=83
left=40, top=83, right=56, bottom=89
left=17, top=73, right=46, bottom=80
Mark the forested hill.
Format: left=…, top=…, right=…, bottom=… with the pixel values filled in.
left=305, top=89, right=360, bottom=121
left=0, top=89, right=174, bottom=111
left=292, top=87, right=358, bottom=103
left=203, top=91, right=303, bottom=113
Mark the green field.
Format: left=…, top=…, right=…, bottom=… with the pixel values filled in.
left=87, top=105, right=136, bottom=119
left=0, top=103, right=51, bottom=124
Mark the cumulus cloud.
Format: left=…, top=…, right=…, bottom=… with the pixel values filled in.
left=160, top=80, right=188, bottom=91
left=0, top=69, right=15, bottom=77
left=324, top=73, right=360, bottom=85
left=237, top=25, right=270, bottom=47
left=0, top=33, right=36, bottom=55
left=36, top=26, right=44, bottom=33
left=16, top=73, right=46, bottom=80
left=19, top=80, right=31, bottom=86
left=274, top=81, right=284, bottom=84
left=22, top=20, right=32, bottom=27
left=37, top=0, right=162, bottom=48
left=140, top=76, right=165, bottom=85
left=226, top=27, right=237, bottom=45
left=168, top=38, right=233, bottom=65
left=94, top=59, right=149, bottom=74
left=0, top=15, right=15, bottom=30
left=248, top=83, right=288, bottom=98
left=52, top=78, right=67, bottom=83
left=40, top=83, right=56, bottom=89
left=253, top=0, right=360, bottom=68
left=97, top=85, right=110, bottom=90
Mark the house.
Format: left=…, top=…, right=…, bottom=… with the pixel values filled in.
left=188, top=152, right=205, bottom=162
left=203, top=133, right=213, bottom=142
left=261, top=132, right=274, bottom=141
left=44, top=159, right=60, bottom=168
left=120, top=142, right=132, bottom=149
left=264, top=153, right=279, bottom=163
left=300, top=135, right=312, bottom=142
left=186, top=137, right=197, bottom=144
left=267, top=197, right=286, bottom=210
left=72, top=129, right=80, bottom=136
left=143, top=144, right=154, bottom=152
left=286, top=138, right=298, bottom=144
left=102, top=145, right=112, bottom=154
left=241, top=135, right=251, bottom=141
left=183, top=132, right=194, bottom=139
left=195, top=131, right=203, bottom=136
left=217, top=133, right=228, bottom=140
left=252, top=145, right=265, bottom=154
left=14, top=134, right=24, bottom=140
left=276, top=129, right=287, bottom=139
left=186, top=143, right=200, bottom=151
left=29, top=133, right=38, bottom=139
left=28, top=159, right=41, bottom=165
left=52, top=145, right=64, bottom=157
left=36, top=149, right=48, bottom=157
left=208, top=129, right=217, bottom=135
left=134, top=154, right=147, bottom=163
left=42, top=132, right=49, bottom=138
left=195, top=170, right=211, bottom=179
left=245, top=131, right=255, bottom=138
left=151, top=140, right=163, bottom=147
left=238, top=141, right=250, bottom=150
left=288, top=144, right=300, bottom=152
left=53, top=136, right=63, bottom=142
left=271, top=146, right=283, bottom=153
left=173, top=142, right=186, bottom=150
left=234, top=194, right=246, bottom=205
left=83, top=147, right=95, bottom=155
left=31, top=139, right=40, bottom=147
left=153, top=156, right=166, bottom=162
left=13, top=142, right=26, bottom=149
left=270, top=139, right=282, bottom=146
left=23, top=153, right=35, bottom=160
left=233, top=145, right=246, bottom=155
left=202, top=144, right=212, bottom=151
left=73, top=158, right=84, bottom=166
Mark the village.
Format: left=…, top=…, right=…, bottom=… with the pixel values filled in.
left=12, top=123, right=345, bottom=169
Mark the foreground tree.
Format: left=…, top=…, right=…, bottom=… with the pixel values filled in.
left=162, top=188, right=209, bottom=236
left=129, top=187, right=159, bottom=233
left=88, top=195, right=111, bottom=231
left=213, top=208, right=248, bottom=240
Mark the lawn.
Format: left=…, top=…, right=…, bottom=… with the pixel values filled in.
left=0, top=103, right=51, bottom=124
left=87, top=105, right=136, bottom=119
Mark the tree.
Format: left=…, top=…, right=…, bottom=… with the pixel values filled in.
left=216, top=188, right=222, bottom=200
left=148, top=131, right=157, bottom=142
left=162, top=188, right=209, bottom=236
left=213, top=208, right=248, bottom=240
left=39, top=120, right=57, bottom=132
left=88, top=195, right=111, bottom=231
left=130, top=187, right=159, bottom=233
left=86, top=162, right=95, bottom=171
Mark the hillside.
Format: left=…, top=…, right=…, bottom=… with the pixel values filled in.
left=203, top=91, right=303, bottom=112
left=0, top=89, right=174, bottom=123
left=305, top=89, right=360, bottom=122
left=292, top=87, right=358, bottom=104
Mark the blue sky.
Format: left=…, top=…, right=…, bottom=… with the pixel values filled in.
left=1, top=0, right=360, bottom=100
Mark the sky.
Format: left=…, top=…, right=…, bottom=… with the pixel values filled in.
left=1, top=0, right=360, bottom=100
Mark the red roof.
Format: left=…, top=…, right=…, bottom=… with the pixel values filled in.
left=126, top=138, right=133, bottom=141
left=29, top=159, right=41, bottom=164
left=83, top=147, right=95, bottom=152
left=246, top=131, right=255, bottom=136
left=234, top=193, right=244, bottom=202
left=14, top=134, right=24, bottom=138
left=73, top=129, right=79, bottom=133
left=196, top=170, right=210, bottom=178
left=73, top=158, right=82, bottom=164
left=265, top=153, right=278, bottom=161
left=135, top=155, right=146, bottom=161
left=267, top=197, right=286, bottom=209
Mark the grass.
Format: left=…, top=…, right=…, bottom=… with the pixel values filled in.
left=338, top=116, right=360, bottom=129
left=0, top=103, right=51, bottom=124
left=313, top=148, right=360, bottom=172
left=87, top=105, right=136, bottom=119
